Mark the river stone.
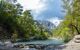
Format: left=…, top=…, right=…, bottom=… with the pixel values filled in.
left=62, top=35, right=80, bottom=50
left=74, top=35, right=80, bottom=43
left=74, top=35, right=80, bottom=39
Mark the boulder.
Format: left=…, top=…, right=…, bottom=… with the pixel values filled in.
left=74, top=35, right=80, bottom=43
left=62, top=35, right=80, bottom=50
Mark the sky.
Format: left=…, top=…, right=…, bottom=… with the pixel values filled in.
left=17, top=0, right=64, bottom=25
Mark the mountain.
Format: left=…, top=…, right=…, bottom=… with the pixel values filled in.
left=34, top=20, right=56, bottom=31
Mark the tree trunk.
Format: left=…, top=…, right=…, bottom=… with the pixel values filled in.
left=71, top=24, right=80, bottom=34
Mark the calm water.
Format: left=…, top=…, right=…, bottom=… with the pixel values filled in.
left=15, top=39, right=64, bottom=45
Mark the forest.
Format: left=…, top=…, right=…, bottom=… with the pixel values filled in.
left=0, top=0, right=80, bottom=43
left=53, top=0, right=80, bottom=42
left=0, top=0, right=50, bottom=42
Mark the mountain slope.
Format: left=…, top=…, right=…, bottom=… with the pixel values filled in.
left=34, top=20, right=56, bottom=30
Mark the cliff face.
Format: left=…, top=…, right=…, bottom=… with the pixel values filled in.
left=35, top=20, right=56, bottom=30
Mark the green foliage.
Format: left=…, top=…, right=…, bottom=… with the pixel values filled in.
left=53, top=23, right=73, bottom=42
left=0, top=0, right=20, bottom=39
left=52, top=0, right=80, bottom=42
left=0, top=0, right=50, bottom=41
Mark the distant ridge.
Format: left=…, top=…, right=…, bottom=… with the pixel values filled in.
left=34, top=20, right=56, bottom=30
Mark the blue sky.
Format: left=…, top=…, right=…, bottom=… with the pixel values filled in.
left=18, top=0, right=64, bottom=26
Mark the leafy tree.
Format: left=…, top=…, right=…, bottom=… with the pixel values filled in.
left=0, top=0, right=50, bottom=41
left=0, top=0, right=22, bottom=40
left=62, top=0, right=80, bottom=35
left=17, top=10, right=35, bottom=39
left=52, top=0, right=80, bottom=42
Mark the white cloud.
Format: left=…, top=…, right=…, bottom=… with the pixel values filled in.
left=48, top=17, right=63, bottom=26
left=17, top=0, right=63, bottom=26
left=17, top=0, right=46, bottom=11
left=17, top=0, right=47, bottom=19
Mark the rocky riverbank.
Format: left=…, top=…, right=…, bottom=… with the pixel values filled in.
left=1, top=35, right=80, bottom=50
left=62, top=35, right=80, bottom=50
left=0, top=41, right=64, bottom=50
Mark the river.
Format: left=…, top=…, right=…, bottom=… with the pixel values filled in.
left=13, top=39, right=64, bottom=50
left=15, top=39, right=64, bottom=45
left=0, top=39, right=64, bottom=50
